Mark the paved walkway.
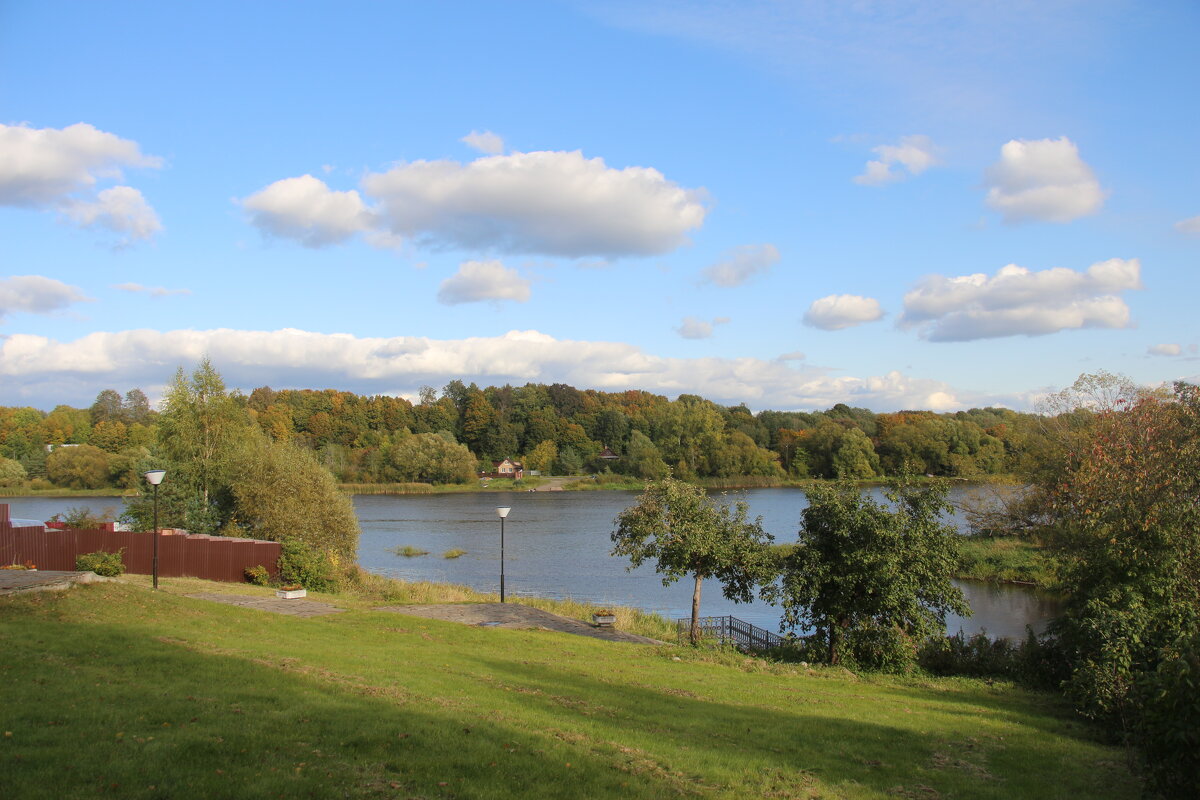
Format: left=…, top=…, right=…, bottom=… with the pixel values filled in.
left=0, top=569, right=114, bottom=596
left=185, top=592, right=346, bottom=618
left=375, top=602, right=661, bottom=645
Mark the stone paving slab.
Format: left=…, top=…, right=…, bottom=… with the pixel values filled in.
left=375, top=602, right=662, bottom=645
left=185, top=592, right=346, bottom=618
left=0, top=570, right=115, bottom=596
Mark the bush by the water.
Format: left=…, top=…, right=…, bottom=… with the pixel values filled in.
left=75, top=549, right=126, bottom=577
left=918, top=629, right=1067, bottom=689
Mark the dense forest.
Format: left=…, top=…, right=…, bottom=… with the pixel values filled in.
left=1, top=376, right=1038, bottom=490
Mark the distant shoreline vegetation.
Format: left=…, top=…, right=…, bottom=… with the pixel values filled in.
left=3, top=377, right=1039, bottom=499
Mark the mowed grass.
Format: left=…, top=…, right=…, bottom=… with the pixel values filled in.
left=0, top=579, right=1138, bottom=800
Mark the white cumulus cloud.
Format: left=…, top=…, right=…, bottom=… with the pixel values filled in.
left=363, top=150, right=707, bottom=257
left=900, top=257, right=1142, bottom=342
left=701, top=244, right=780, bottom=287
left=0, top=327, right=1009, bottom=412
left=1148, top=343, right=1182, bottom=357
left=0, top=275, right=91, bottom=322
left=853, top=135, right=938, bottom=185
left=243, top=149, right=707, bottom=259
left=460, top=130, right=505, bottom=154
left=803, top=295, right=885, bottom=330
left=437, top=260, right=531, bottom=305
left=983, top=137, right=1106, bottom=223
left=242, top=174, right=374, bottom=247
left=1174, top=215, right=1200, bottom=235
left=676, top=316, right=730, bottom=339
left=62, top=186, right=162, bottom=244
left=0, top=122, right=163, bottom=243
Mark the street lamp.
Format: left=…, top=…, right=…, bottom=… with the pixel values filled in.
left=496, top=506, right=511, bottom=603
left=143, top=469, right=166, bottom=590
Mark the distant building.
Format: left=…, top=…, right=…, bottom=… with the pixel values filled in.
left=482, top=458, right=524, bottom=480
left=597, top=447, right=620, bottom=461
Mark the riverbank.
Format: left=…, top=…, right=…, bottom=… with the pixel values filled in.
left=1, top=473, right=1021, bottom=499
left=0, top=575, right=1140, bottom=799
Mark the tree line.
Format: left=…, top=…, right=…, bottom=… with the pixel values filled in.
left=2, top=377, right=1043, bottom=490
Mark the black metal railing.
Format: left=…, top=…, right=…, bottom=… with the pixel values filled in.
left=675, top=615, right=786, bottom=651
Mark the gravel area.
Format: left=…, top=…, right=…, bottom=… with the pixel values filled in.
left=375, top=602, right=662, bottom=644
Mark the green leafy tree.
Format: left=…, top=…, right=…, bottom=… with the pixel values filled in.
left=0, top=456, right=26, bottom=487
left=229, top=437, right=360, bottom=563
left=157, top=358, right=255, bottom=509
left=523, top=439, right=557, bottom=474
left=612, top=477, right=774, bottom=644
left=46, top=444, right=113, bottom=489
left=769, top=480, right=968, bottom=670
left=385, top=432, right=476, bottom=484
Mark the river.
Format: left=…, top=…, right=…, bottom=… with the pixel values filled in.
left=3, top=487, right=1060, bottom=638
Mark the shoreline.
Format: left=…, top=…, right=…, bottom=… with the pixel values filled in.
left=0, top=474, right=1020, bottom=500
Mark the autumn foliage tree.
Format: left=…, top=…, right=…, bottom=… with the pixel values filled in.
left=1040, top=379, right=1200, bottom=794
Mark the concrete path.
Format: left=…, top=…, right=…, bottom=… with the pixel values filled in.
left=185, top=592, right=346, bottom=618
left=0, top=569, right=114, bottom=596
left=375, top=602, right=661, bottom=645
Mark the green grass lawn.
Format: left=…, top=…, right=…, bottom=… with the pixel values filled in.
left=1, top=578, right=1137, bottom=799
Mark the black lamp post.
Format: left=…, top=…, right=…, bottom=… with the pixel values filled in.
left=496, top=506, right=511, bottom=602
left=143, top=470, right=166, bottom=589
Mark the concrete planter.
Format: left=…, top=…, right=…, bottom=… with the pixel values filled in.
left=592, top=613, right=616, bottom=627
left=276, top=588, right=306, bottom=599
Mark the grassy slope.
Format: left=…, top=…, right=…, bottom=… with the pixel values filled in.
left=1, top=580, right=1136, bottom=800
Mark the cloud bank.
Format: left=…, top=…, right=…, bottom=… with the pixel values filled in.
left=243, top=150, right=708, bottom=258
left=900, top=258, right=1141, bottom=341
left=0, top=327, right=987, bottom=413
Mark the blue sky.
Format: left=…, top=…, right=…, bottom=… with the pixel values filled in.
left=1, top=0, right=1197, bottom=412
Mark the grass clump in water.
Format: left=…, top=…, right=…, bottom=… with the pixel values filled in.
left=442, top=548, right=467, bottom=559
left=388, top=544, right=429, bottom=558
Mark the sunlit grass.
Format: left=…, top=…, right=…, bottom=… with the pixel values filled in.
left=1, top=578, right=1140, bottom=799
left=442, top=548, right=467, bottom=559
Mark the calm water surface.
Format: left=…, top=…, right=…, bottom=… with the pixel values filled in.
left=5, top=488, right=1060, bottom=638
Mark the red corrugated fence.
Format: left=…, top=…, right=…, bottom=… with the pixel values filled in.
left=0, top=503, right=280, bottom=582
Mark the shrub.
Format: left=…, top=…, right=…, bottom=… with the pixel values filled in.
left=75, top=549, right=126, bottom=577
left=244, top=565, right=271, bottom=586
left=918, top=628, right=1068, bottom=690
left=1136, top=632, right=1200, bottom=798
left=276, top=539, right=337, bottom=593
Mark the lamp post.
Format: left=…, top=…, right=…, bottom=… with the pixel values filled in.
left=496, top=506, right=511, bottom=602
left=143, top=470, right=166, bottom=590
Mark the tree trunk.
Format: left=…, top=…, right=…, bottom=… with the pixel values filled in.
left=689, top=574, right=703, bottom=645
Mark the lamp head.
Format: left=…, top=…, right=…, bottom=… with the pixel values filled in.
left=143, top=469, right=167, bottom=486
left=496, top=506, right=511, bottom=519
